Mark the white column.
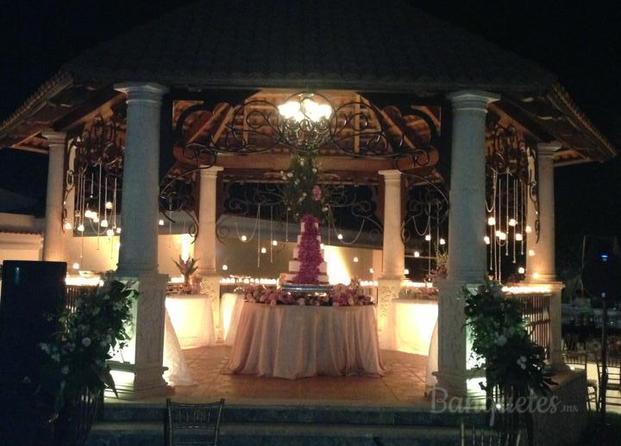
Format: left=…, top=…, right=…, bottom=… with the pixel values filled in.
left=42, top=131, right=67, bottom=261
left=526, top=141, right=564, bottom=369
left=115, top=83, right=168, bottom=276
left=113, top=82, right=170, bottom=398
left=377, top=169, right=404, bottom=349
left=435, top=91, right=499, bottom=397
left=195, top=166, right=224, bottom=338
left=526, top=142, right=561, bottom=282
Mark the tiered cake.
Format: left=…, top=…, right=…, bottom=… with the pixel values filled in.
left=284, top=215, right=329, bottom=285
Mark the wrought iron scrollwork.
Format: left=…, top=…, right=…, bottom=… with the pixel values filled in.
left=401, top=174, right=449, bottom=247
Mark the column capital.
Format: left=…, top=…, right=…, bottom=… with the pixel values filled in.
left=199, top=165, right=224, bottom=178
left=42, top=130, right=66, bottom=148
left=114, top=82, right=169, bottom=102
left=537, top=141, right=563, bottom=158
left=447, top=90, right=500, bottom=111
left=378, top=169, right=402, bottom=181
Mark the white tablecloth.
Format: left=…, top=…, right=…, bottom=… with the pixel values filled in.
left=391, top=299, right=438, bottom=355
left=221, top=292, right=245, bottom=345
left=165, top=294, right=216, bottom=349
left=226, top=303, right=385, bottom=379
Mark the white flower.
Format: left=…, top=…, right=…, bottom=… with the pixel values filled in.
left=61, top=366, right=69, bottom=375
left=82, top=337, right=92, bottom=347
left=299, top=159, right=305, bottom=166
left=312, top=168, right=317, bottom=173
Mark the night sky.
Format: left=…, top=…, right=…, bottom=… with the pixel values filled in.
left=0, top=0, right=619, bottom=270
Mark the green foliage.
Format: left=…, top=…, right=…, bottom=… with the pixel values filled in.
left=39, top=280, right=139, bottom=415
left=281, top=152, right=331, bottom=222
left=464, top=279, right=554, bottom=398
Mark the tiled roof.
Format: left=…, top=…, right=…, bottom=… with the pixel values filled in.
left=63, top=0, right=556, bottom=94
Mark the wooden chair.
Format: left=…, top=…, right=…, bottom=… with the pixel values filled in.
left=597, top=356, right=621, bottom=407
left=165, top=399, right=225, bottom=446
left=563, top=351, right=598, bottom=412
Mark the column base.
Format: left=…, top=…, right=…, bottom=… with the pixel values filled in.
left=377, top=278, right=401, bottom=349
left=108, top=363, right=174, bottom=400
left=199, top=273, right=222, bottom=341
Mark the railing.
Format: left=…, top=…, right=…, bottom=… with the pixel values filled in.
left=65, top=285, right=98, bottom=312
left=506, top=292, right=552, bottom=360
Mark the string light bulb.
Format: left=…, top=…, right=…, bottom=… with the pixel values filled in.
left=487, top=217, right=496, bottom=226
left=425, top=234, right=431, bottom=241
left=525, top=225, right=532, bottom=234
left=158, top=219, right=165, bottom=226
left=528, top=249, right=535, bottom=257
left=515, top=233, right=523, bottom=241
left=100, top=219, right=108, bottom=228
left=115, top=227, right=122, bottom=234
left=222, top=264, right=228, bottom=271
left=105, top=201, right=113, bottom=210
left=439, top=238, right=446, bottom=245
left=414, top=251, right=421, bottom=258
left=106, top=228, right=114, bottom=237
left=260, top=247, right=267, bottom=254
left=518, top=267, right=525, bottom=274
left=272, top=240, right=278, bottom=246
left=509, top=218, right=517, bottom=227
left=77, top=224, right=85, bottom=232
left=484, top=236, right=491, bottom=245
left=337, top=233, right=343, bottom=240
left=240, top=234, right=248, bottom=242
left=353, top=256, right=359, bottom=263
left=404, top=268, right=410, bottom=275
left=369, top=268, right=374, bottom=274
left=63, top=222, right=72, bottom=230
left=72, top=262, right=80, bottom=270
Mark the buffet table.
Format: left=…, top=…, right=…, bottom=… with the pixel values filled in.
left=226, top=302, right=385, bottom=379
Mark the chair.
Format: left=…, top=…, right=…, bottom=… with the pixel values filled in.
left=165, top=399, right=225, bottom=446
left=597, top=356, right=621, bottom=407
left=563, top=351, right=598, bottom=412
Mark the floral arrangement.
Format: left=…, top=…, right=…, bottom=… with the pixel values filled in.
left=173, top=255, right=199, bottom=293
left=39, top=280, right=139, bottom=414
left=464, top=280, right=553, bottom=397
left=294, top=214, right=324, bottom=284
left=238, top=279, right=373, bottom=307
left=281, top=152, right=331, bottom=221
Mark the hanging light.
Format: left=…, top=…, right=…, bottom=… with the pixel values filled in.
left=63, top=222, right=73, bottom=231
left=425, top=234, right=431, bottom=241
left=369, top=267, right=374, bottom=274
left=84, top=209, right=93, bottom=219
left=518, top=267, right=525, bottom=274
left=509, top=218, right=517, bottom=227
left=100, top=219, right=109, bottom=228
left=115, top=227, right=122, bottom=234
left=439, top=238, right=446, bottom=245
left=91, top=214, right=99, bottom=223
left=272, top=240, right=278, bottom=246
left=158, top=219, right=165, bottom=226
left=260, top=247, right=267, bottom=254
left=353, top=256, right=359, bottom=263
left=337, top=233, right=343, bottom=240
left=498, top=232, right=507, bottom=241
left=72, top=262, right=80, bottom=270
left=483, top=236, right=490, bottom=245
left=414, top=251, right=421, bottom=258
left=105, top=201, right=113, bottom=210
left=77, top=224, right=85, bottom=232
left=528, top=249, right=535, bottom=257
left=404, top=268, right=410, bottom=275
left=487, top=216, right=496, bottom=226
left=222, top=264, right=228, bottom=271
left=525, top=225, right=532, bottom=234
left=495, top=230, right=502, bottom=238
left=515, top=233, right=523, bottom=241
left=106, top=228, right=114, bottom=237
left=240, top=234, right=248, bottom=242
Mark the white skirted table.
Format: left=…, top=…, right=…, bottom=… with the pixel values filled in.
left=165, top=294, right=216, bottom=349
left=226, top=303, right=385, bottom=379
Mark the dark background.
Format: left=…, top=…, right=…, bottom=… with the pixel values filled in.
left=0, top=0, right=619, bottom=272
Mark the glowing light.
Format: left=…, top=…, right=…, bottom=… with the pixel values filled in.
left=509, top=218, right=517, bottom=226
left=158, top=219, right=165, bottom=226
left=369, top=267, right=374, bottom=274
left=272, top=240, right=278, bottom=246
left=498, top=232, right=507, bottom=241
left=72, top=262, right=80, bottom=270
left=222, top=264, right=228, bottom=271
left=105, top=201, right=113, bottom=210
left=502, top=284, right=552, bottom=294
left=240, top=234, right=248, bottom=242
left=393, top=299, right=438, bottom=355
left=77, top=224, right=85, bottom=232
left=91, top=215, right=99, bottom=223
left=115, top=227, right=122, bottom=234
left=106, top=228, right=114, bottom=237
left=532, top=272, right=541, bottom=280
left=100, top=219, right=108, bottom=228
left=323, top=245, right=351, bottom=285
left=404, top=268, right=410, bottom=275
left=337, top=233, right=344, bottom=240
left=414, top=251, right=421, bottom=258
left=425, top=234, right=432, bottom=241
left=278, top=96, right=333, bottom=123
left=180, top=233, right=193, bottom=262
left=353, top=256, right=359, bottom=263
left=528, top=249, right=535, bottom=257
left=525, top=225, right=532, bottom=234
left=515, top=233, right=523, bottom=241
left=63, top=222, right=72, bottom=230
left=495, top=230, right=501, bottom=238
left=484, top=236, right=491, bottom=245
left=439, top=238, right=446, bottom=245
left=84, top=210, right=93, bottom=219
left=518, top=267, right=525, bottom=274
left=487, top=217, right=496, bottom=226
left=260, top=247, right=267, bottom=254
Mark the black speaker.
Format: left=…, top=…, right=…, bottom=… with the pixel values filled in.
left=0, top=261, right=66, bottom=446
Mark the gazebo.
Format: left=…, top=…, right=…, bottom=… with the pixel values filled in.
left=0, top=0, right=616, bottom=402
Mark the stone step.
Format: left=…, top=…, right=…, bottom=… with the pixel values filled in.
left=101, top=402, right=487, bottom=427
left=86, top=421, right=465, bottom=446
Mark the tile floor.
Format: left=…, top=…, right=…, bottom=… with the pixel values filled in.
left=171, top=346, right=432, bottom=407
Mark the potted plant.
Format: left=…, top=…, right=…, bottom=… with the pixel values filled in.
left=38, top=280, right=139, bottom=446
left=173, top=256, right=199, bottom=293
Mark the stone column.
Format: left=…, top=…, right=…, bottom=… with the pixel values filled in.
left=526, top=142, right=564, bottom=369
left=42, top=131, right=67, bottom=261
left=113, top=82, right=170, bottom=398
left=377, top=169, right=404, bottom=349
left=435, top=91, right=499, bottom=397
left=195, top=166, right=224, bottom=339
